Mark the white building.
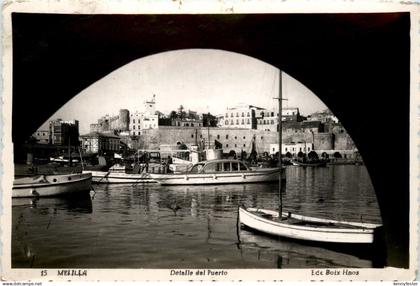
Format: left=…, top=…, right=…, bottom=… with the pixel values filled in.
left=220, top=104, right=261, bottom=129
left=221, top=104, right=301, bottom=131
left=270, top=142, right=313, bottom=156
left=129, top=95, right=159, bottom=136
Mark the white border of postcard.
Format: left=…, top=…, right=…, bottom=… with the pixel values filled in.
left=1, top=0, right=419, bottom=281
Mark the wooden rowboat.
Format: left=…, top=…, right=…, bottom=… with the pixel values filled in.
left=13, top=173, right=92, bottom=198
left=239, top=207, right=381, bottom=244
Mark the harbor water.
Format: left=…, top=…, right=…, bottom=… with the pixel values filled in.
left=12, top=165, right=382, bottom=269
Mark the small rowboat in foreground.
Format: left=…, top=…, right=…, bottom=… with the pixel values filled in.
left=239, top=207, right=381, bottom=244
left=13, top=173, right=92, bottom=198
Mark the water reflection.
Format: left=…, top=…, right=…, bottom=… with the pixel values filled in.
left=12, top=165, right=382, bottom=268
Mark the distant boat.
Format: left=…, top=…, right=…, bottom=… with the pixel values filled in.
left=83, top=164, right=157, bottom=184
left=49, top=156, right=79, bottom=163
left=13, top=173, right=92, bottom=198
left=239, top=207, right=381, bottom=244
left=151, top=159, right=284, bottom=185
left=291, top=160, right=327, bottom=167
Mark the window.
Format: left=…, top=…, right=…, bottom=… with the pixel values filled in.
left=190, top=163, right=204, bottom=173
left=271, top=112, right=274, bottom=116
left=191, top=134, right=194, bottom=138
left=226, top=144, right=229, bottom=148
left=236, top=112, right=239, bottom=117
left=138, top=131, right=140, bottom=135
left=232, top=162, right=239, bottom=171
left=271, top=120, right=274, bottom=124
left=200, top=135, right=202, bottom=138
left=225, top=120, right=229, bottom=125
left=299, top=147, right=302, bottom=152
left=191, top=123, right=194, bottom=127
left=241, top=119, right=244, bottom=124
left=203, top=162, right=222, bottom=173
left=223, top=162, right=231, bottom=172
left=231, top=113, right=234, bottom=117
left=230, top=120, right=234, bottom=125
left=133, top=125, right=136, bottom=129
left=226, top=135, right=229, bottom=139
left=133, top=119, right=135, bottom=123
left=235, top=144, right=237, bottom=147
left=285, top=148, right=288, bottom=151
left=138, top=119, right=140, bottom=123
left=243, top=136, right=246, bottom=139
left=241, top=112, right=244, bottom=117
left=217, top=135, right=220, bottom=139
left=226, top=113, right=228, bottom=117
left=247, top=119, right=250, bottom=124
left=263, top=120, right=266, bottom=124
left=243, top=144, right=246, bottom=147
left=261, top=136, right=264, bottom=140
left=234, top=136, right=237, bottom=139
left=236, top=119, right=239, bottom=124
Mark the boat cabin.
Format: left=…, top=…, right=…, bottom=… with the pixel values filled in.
left=188, top=160, right=249, bottom=174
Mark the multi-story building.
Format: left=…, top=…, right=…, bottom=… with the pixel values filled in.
left=50, top=119, right=79, bottom=146
left=129, top=95, right=159, bottom=136
left=221, top=105, right=302, bottom=130
left=221, top=104, right=260, bottom=129
left=80, top=131, right=120, bottom=155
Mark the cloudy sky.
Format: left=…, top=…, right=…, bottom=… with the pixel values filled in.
left=41, top=49, right=327, bottom=134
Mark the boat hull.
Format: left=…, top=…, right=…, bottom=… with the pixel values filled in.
left=83, top=171, right=157, bottom=184
left=239, top=207, right=379, bottom=244
left=13, top=173, right=92, bottom=198
left=151, top=168, right=282, bottom=185
left=291, top=161, right=327, bottom=167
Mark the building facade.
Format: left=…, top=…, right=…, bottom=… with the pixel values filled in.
left=221, top=105, right=302, bottom=130
left=129, top=96, right=159, bottom=136
left=80, top=132, right=120, bottom=154
left=90, top=109, right=130, bottom=133
left=50, top=119, right=79, bottom=146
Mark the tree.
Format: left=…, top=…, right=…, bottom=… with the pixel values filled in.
left=169, top=110, right=177, bottom=119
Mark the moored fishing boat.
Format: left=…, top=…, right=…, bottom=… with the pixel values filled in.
left=151, top=159, right=284, bottom=185
left=13, top=173, right=92, bottom=198
left=239, top=207, right=381, bottom=244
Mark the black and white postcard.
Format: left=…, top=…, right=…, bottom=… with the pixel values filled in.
left=1, top=0, right=419, bottom=282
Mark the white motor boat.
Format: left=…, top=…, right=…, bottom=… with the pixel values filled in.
left=151, top=159, right=284, bottom=185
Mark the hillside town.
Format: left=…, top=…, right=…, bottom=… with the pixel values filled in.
left=22, top=95, right=360, bottom=167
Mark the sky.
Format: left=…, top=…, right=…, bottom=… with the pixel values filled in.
left=41, top=49, right=327, bottom=134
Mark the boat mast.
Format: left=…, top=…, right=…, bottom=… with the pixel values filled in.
left=277, top=69, right=284, bottom=217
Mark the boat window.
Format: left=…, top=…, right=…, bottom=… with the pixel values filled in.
left=223, top=162, right=231, bottom=172
left=203, top=162, right=222, bottom=173
left=239, top=162, right=248, bottom=170
left=189, top=164, right=204, bottom=173
left=232, top=162, right=239, bottom=171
